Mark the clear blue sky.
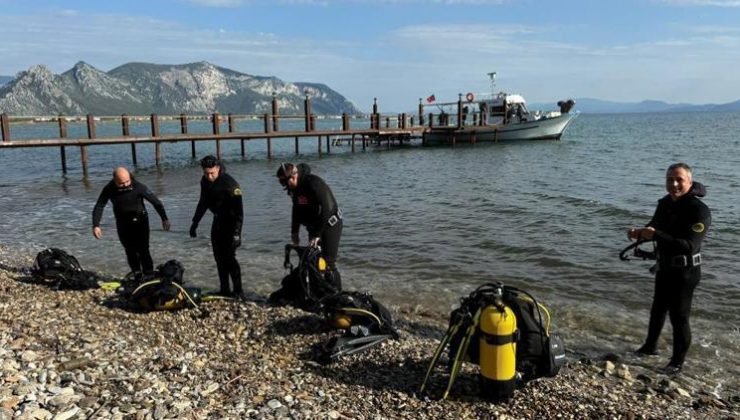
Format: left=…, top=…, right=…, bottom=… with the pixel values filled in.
left=1, top=0, right=739, bottom=111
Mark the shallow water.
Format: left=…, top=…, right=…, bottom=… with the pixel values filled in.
left=1, top=112, right=738, bottom=397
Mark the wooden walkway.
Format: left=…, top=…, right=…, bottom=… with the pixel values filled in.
left=0, top=96, right=478, bottom=174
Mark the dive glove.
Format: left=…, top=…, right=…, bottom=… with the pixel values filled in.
left=189, top=223, right=198, bottom=238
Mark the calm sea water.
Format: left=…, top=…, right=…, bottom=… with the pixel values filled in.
left=1, top=113, right=738, bottom=397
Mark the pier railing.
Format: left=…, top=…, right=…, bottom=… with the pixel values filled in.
left=1, top=95, right=486, bottom=174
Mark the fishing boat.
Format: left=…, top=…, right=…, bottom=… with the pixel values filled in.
left=422, top=72, right=578, bottom=145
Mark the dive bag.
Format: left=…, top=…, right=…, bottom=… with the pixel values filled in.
left=420, top=283, right=565, bottom=400
left=268, top=244, right=341, bottom=310
left=31, top=248, right=100, bottom=290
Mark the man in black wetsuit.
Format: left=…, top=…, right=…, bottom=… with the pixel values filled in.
left=628, top=163, right=711, bottom=374
left=92, top=167, right=170, bottom=278
left=276, top=162, right=343, bottom=290
left=190, top=156, right=244, bottom=298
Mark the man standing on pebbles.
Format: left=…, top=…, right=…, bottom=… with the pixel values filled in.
left=628, top=163, right=711, bottom=374
left=190, top=156, right=244, bottom=299
left=92, top=167, right=170, bottom=280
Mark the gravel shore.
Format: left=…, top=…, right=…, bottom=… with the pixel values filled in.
left=1, top=258, right=737, bottom=419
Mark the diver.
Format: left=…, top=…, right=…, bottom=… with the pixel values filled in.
left=627, top=163, right=711, bottom=374
left=190, top=156, right=244, bottom=299
left=276, top=162, right=343, bottom=291
left=92, top=167, right=170, bottom=279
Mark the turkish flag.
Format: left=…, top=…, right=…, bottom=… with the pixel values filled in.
left=426, top=94, right=436, bottom=104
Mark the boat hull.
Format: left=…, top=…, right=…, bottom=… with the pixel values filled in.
left=423, top=113, right=578, bottom=145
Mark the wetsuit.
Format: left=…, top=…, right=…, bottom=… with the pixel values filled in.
left=191, top=172, right=243, bottom=296
left=642, top=182, right=711, bottom=367
left=290, top=163, right=343, bottom=290
left=92, top=178, right=168, bottom=275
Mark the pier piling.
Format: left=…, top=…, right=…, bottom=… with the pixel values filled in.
left=57, top=115, right=67, bottom=173
left=212, top=113, right=221, bottom=159
left=151, top=114, right=161, bottom=166
left=271, top=95, right=280, bottom=132
left=1, top=113, right=10, bottom=142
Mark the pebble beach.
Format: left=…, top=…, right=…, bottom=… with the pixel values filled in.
left=1, top=252, right=738, bottom=419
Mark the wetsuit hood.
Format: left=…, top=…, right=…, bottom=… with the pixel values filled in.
left=689, top=181, right=706, bottom=198
left=296, top=163, right=312, bottom=183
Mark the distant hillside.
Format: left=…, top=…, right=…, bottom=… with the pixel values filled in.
left=0, top=62, right=362, bottom=116
left=0, top=76, right=12, bottom=86
left=530, top=98, right=740, bottom=114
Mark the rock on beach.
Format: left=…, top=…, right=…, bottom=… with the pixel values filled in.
left=0, top=263, right=737, bottom=419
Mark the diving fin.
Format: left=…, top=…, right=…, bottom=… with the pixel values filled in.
left=201, top=291, right=237, bottom=302
left=99, top=281, right=122, bottom=291
left=322, top=334, right=391, bottom=363
left=420, top=321, right=462, bottom=395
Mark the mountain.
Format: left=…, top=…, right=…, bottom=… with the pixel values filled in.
left=529, top=98, right=740, bottom=114
left=0, top=76, right=12, bottom=86
left=0, top=61, right=362, bottom=116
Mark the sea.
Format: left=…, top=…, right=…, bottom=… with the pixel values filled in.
left=0, top=112, right=738, bottom=398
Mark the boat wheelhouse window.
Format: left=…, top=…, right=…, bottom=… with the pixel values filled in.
left=490, top=105, right=505, bottom=115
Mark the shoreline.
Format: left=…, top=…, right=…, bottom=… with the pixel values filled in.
left=0, top=265, right=737, bottom=419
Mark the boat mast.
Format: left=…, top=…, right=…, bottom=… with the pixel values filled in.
left=487, top=71, right=497, bottom=97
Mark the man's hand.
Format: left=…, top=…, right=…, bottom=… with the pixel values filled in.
left=92, top=226, right=102, bottom=240
left=640, top=227, right=656, bottom=240
left=189, top=223, right=198, bottom=238
left=233, top=235, right=241, bottom=249
left=628, top=227, right=655, bottom=241
left=162, top=220, right=171, bottom=231
left=291, top=232, right=300, bottom=246
left=627, top=228, right=638, bottom=241
left=308, top=237, right=320, bottom=247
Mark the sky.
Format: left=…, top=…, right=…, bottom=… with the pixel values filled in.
left=1, top=0, right=740, bottom=112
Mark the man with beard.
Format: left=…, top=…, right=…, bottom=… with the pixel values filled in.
left=92, top=167, right=170, bottom=279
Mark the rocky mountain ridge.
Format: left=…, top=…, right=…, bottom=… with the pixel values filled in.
left=530, top=97, right=740, bottom=114
left=0, top=62, right=362, bottom=116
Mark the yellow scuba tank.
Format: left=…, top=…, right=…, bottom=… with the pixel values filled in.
left=153, top=289, right=186, bottom=311
left=479, top=303, right=517, bottom=401
left=331, top=312, right=352, bottom=329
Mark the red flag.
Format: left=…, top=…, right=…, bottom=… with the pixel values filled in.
left=426, top=94, right=436, bottom=104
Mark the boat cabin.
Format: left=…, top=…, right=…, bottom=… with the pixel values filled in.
left=478, top=93, right=531, bottom=125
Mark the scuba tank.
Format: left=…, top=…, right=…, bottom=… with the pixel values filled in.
left=478, top=286, right=518, bottom=401
left=331, top=313, right=353, bottom=329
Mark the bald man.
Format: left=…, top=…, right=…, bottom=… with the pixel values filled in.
left=92, top=167, right=170, bottom=279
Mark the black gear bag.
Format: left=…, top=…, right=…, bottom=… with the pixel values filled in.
left=268, top=244, right=341, bottom=311
left=31, top=248, right=100, bottom=290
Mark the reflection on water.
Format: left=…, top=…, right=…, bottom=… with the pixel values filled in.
left=1, top=112, right=739, bottom=396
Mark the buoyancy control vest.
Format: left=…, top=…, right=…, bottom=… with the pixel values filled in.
left=268, top=244, right=340, bottom=310
left=31, top=248, right=102, bottom=290
left=420, top=283, right=565, bottom=400
left=125, top=260, right=203, bottom=314
left=320, top=291, right=399, bottom=338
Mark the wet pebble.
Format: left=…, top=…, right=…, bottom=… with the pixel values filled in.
left=0, top=267, right=736, bottom=420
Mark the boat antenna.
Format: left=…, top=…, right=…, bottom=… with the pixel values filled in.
left=487, top=71, right=497, bottom=96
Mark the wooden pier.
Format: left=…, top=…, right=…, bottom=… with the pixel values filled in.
left=1, top=96, right=482, bottom=175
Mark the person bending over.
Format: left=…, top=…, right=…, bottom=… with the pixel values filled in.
left=277, top=162, right=343, bottom=290
left=92, top=167, right=169, bottom=279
